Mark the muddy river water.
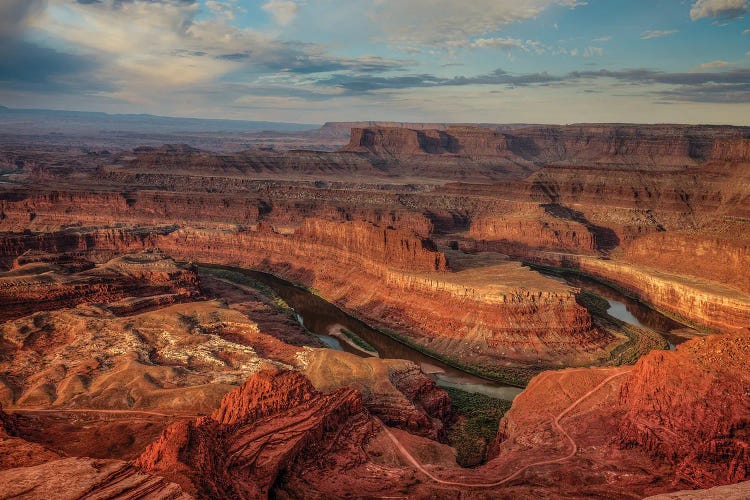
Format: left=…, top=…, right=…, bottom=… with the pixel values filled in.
left=213, top=265, right=693, bottom=401
left=227, top=268, right=524, bottom=400
left=533, top=268, right=697, bottom=349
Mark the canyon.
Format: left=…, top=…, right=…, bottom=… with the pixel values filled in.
left=0, top=122, right=747, bottom=498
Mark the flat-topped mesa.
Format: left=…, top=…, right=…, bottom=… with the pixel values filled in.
left=295, top=218, right=447, bottom=272
left=341, top=126, right=510, bottom=156
left=507, top=124, right=750, bottom=166
left=316, top=121, right=517, bottom=137
left=342, top=124, right=750, bottom=167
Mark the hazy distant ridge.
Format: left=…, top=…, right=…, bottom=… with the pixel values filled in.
left=0, top=106, right=319, bottom=133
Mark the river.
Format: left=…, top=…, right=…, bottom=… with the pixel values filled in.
left=205, top=265, right=694, bottom=401
left=226, top=268, right=523, bottom=401
left=533, top=268, right=698, bottom=349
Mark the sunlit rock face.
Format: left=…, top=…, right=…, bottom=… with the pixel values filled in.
left=0, top=122, right=748, bottom=498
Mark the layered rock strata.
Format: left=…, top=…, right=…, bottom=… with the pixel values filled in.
left=0, top=220, right=609, bottom=373
left=618, top=330, right=750, bottom=488
left=0, top=252, right=199, bottom=321
left=299, top=348, right=451, bottom=439
left=135, top=368, right=374, bottom=498
left=524, top=251, right=750, bottom=333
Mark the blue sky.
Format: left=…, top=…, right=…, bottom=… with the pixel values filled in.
left=1, top=0, right=749, bottom=124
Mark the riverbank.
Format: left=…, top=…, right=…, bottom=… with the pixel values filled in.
left=527, top=262, right=718, bottom=335
left=199, top=263, right=531, bottom=390
left=198, top=261, right=684, bottom=390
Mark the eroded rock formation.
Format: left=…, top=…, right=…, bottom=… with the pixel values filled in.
left=135, top=368, right=374, bottom=498
left=0, top=122, right=748, bottom=498
left=619, top=331, right=750, bottom=487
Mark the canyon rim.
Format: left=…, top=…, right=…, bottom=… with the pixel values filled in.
left=0, top=0, right=749, bottom=499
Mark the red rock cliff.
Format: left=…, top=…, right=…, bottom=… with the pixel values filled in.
left=342, top=124, right=750, bottom=167
left=342, top=126, right=510, bottom=156
left=295, top=218, right=447, bottom=272
left=135, top=368, right=373, bottom=498
left=618, top=331, right=750, bottom=488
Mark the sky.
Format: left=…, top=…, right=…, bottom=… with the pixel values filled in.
left=0, top=0, right=749, bottom=124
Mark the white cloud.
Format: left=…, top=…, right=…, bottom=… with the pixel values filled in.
left=641, top=30, right=679, bottom=39
left=466, top=37, right=526, bottom=50
left=583, top=46, right=603, bottom=57
left=743, top=29, right=750, bottom=34
left=690, top=0, right=749, bottom=21
left=695, top=60, right=733, bottom=70
left=369, top=0, right=585, bottom=47
left=205, top=1, right=237, bottom=20
left=592, top=36, right=612, bottom=42
left=262, top=0, right=299, bottom=26
left=0, top=0, right=46, bottom=39
left=32, top=0, right=377, bottom=101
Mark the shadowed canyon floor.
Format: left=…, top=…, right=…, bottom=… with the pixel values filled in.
left=0, top=123, right=748, bottom=498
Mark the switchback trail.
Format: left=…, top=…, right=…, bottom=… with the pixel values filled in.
left=378, top=368, right=632, bottom=489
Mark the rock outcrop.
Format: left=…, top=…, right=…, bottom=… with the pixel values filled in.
left=0, top=252, right=199, bottom=321
left=645, top=481, right=750, bottom=500
left=618, top=330, right=750, bottom=488
left=300, top=348, right=451, bottom=439
left=0, top=291, right=292, bottom=411
left=484, top=332, right=749, bottom=497
left=0, top=457, right=190, bottom=500
left=135, top=368, right=374, bottom=498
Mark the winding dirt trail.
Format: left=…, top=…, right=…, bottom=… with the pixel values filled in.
left=379, top=368, right=632, bottom=489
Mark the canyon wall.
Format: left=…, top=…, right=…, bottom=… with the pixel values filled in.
left=468, top=214, right=596, bottom=253
left=0, top=221, right=610, bottom=376
left=712, top=139, right=750, bottom=162
left=151, top=225, right=608, bottom=373
left=523, top=251, right=750, bottom=333
left=0, top=188, right=434, bottom=236
left=343, top=124, right=750, bottom=167
left=135, top=368, right=373, bottom=498
left=622, top=232, right=750, bottom=294
left=295, top=218, right=447, bottom=272
left=618, top=331, right=750, bottom=488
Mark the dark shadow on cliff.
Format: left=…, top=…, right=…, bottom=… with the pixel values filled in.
left=541, top=203, right=620, bottom=253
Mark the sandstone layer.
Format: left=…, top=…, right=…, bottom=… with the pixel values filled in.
left=135, top=368, right=374, bottom=498
left=0, top=123, right=748, bottom=498
left=618, top=331, right=750, bottom=487
left=0, top=219, right=614, bottom=377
